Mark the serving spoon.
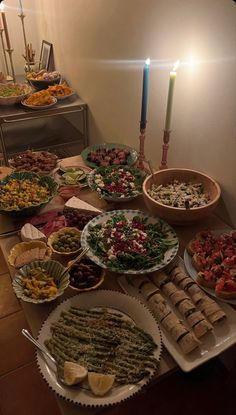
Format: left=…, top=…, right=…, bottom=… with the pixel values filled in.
left=59, top=246, right=89, bottom=279
left=21, top=329, right=89, bottom=390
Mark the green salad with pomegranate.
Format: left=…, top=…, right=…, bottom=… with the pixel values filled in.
left=88, top=166, right=145, bottom=200
left=87, top=213, right=178, bottom=271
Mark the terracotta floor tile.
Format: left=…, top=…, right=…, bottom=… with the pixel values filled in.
left=0, top=249, right=8, bottom=276
left=0, top=361, right=61, bottom=415
left=0, top=311, right=35, bottom=376
left=102, top=358, right=234, bottom=415
left=0, top=273, right=21, bottom=318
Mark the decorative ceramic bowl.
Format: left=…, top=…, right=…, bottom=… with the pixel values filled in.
left=87, top=165, right=146, bottom=202
left=8, top=241, right=52, bottom=268
left=0, top=82, right=32, bottom=105
left=81, top=209, right=179, bottom=275
left=12, top=259, right=70, bottom=304
left=48, top=227, right=81, bottom=256
left=27, top=76, right=61, bottom=91
left=0, top=171, right=58, bottom=217
left=81, top=143, right=138, bottom=168
left=9, top=150, right=58, bottom=176
left=143, top=168, right=221, bottom=225
left=68, top=257, right=105, bottom=292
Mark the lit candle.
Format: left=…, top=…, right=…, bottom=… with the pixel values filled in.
left=1, top=12, right=11, bottom=50
left=140, top=58, right=150, bottom=131
left=19, top=0, right=24, bottom=15
left=164, top=60, right=180, bottom=131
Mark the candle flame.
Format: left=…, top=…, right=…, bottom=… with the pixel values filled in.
left=145, top=58, right=151, bottom=66
left=173, top=60, right=180, bottom=72
left=0, top=3, right=5, bottom=11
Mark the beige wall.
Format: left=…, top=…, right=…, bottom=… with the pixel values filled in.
left=0, top=0, right=40, bottom=75
left=8, top=0, right=236, bottom=225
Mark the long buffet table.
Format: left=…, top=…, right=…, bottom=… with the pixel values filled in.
left=0, top=156, right=233, bottom=415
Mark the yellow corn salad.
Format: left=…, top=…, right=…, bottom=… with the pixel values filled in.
left=0, top=178, right=50, bottom=210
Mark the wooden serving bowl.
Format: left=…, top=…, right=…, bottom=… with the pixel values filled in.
left=142, top=168, right=221, bottom=225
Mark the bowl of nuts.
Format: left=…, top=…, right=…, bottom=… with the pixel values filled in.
left=68, top=257, right=105, bottom=292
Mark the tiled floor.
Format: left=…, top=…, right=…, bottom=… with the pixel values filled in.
left=1, top=247, right=236, bottom=415
left=0, top=249, right=61, bottom=415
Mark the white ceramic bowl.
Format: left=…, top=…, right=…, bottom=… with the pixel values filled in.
left=0, top=82, right=32, bottom=105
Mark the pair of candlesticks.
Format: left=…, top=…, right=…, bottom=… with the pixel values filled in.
left=0, top=11, right=34, bottom=82
left=137, top=126, right=171, bottom=171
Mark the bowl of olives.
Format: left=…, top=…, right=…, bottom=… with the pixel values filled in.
left=68, top=257, right=105, bottom=292
left=48, top=227, right=81, bottom=256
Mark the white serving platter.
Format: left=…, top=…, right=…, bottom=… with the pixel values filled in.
left=36, top=290, right=162, bottom=407
left=184, top=248, right=236, bottom=306
left=118, top=270, right=236, bottom=373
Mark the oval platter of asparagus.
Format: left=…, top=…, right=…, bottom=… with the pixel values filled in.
left=37, top=290, right=162, bottom=407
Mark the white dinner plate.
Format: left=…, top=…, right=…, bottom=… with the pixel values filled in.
left=55, top=92, right=75, bottom=100
left=36, top=290, right=162, bottom=407
left=184, top=248, right=236, bottom=306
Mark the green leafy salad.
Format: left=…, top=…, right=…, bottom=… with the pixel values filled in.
left=87, top=214, right=178, bottom=271
left=89, top=166, right=145, bottom=199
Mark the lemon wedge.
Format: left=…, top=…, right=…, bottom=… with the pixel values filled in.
left=88, top=372, right=115, bottom=396
left=63, top=361, right=88, bottom=386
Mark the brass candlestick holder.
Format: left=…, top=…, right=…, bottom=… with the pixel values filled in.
left=137, top=128, right=146, bottom=170
left=159, top=129, right=171, bottom=170
left=5, top=48, right=15, bottom=82
left=18, top=12, right=31, bottom=72
left=0, top=28, right=10, bottom=76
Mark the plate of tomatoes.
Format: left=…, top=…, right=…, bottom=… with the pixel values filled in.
left=184, top=230, right=236, bottom=304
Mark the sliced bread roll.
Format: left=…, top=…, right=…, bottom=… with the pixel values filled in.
left=152, top=272, right=169, bottom=288
left=188, top=284, right=203, bottom=296
left=148, top=292, right=165, bottom=307
left=141, top=282, right=160, bottom=300
left=186, top=311, right=206, bottom=328
left=192, top=319, right=212, bottom=338
left=179, top=277, right=195, bottom=291
left=177, top=299, right=196, bottom=317
left=161, top=312, right=180, bottom=331
left=170, top=323, right=189, bottom=342
left=162, top=282, right=178, bottom=297
left=178, top=332, right=200, bottom=354
left=131, top=275, right=149, bottom=289
left=169, top=290, right=190, bottom=306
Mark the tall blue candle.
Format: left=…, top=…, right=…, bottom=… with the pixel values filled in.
left=140, top=58, right=150, bottom=131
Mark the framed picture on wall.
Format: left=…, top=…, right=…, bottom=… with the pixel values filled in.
left=39, top=41, right=52, bottom=70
